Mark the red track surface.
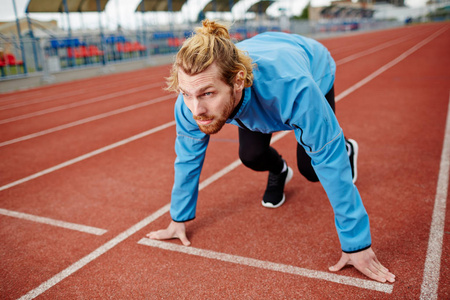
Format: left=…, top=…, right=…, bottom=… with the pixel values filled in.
left=1, top=22, right=449, bottom=299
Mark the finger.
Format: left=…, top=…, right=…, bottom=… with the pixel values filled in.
left=147, top=229, right=191, bottom=246
left=147, top=229, right=173, bottom=240
left=329, top=254, right=349, bottom=272
left=362, top=264, right=396, bottom=284
left=177, top=233, right=191, bottom=246
left=386, top=272, right=396, bottom=283
left=370, top=260, right=388, bottom=275
left=371, top=256, right=390, bottom=273
left=363, top=266, right=387, bottom=283
left=370, top=261, right=396, bottom=283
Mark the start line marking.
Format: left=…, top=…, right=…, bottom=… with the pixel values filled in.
left=138, top=238, right=393, bottom=294
left=16, top=131, right=289, bottom=300
left=0, top=208, right=107, bottom=236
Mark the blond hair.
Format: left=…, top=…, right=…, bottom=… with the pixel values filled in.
left=166, top=19, right=254, bottom=92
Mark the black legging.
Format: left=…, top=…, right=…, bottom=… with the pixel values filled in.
left=238, top=86, right=335, bottom=182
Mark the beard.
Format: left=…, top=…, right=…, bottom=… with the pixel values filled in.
left=193, top=90, right=236, bottom=135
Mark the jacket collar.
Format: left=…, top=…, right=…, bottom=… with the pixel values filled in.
left=228, top=87, right=250, bottom=120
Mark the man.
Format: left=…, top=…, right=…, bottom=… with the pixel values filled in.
left=148, top=20, right=395, bottom=283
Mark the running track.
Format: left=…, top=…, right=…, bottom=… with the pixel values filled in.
left=1, top=22, right=449, bottom=299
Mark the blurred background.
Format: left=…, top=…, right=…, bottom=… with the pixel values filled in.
left=0, top=0, right=448, bottom=90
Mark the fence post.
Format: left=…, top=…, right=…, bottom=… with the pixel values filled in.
left=12, top=0, right=28, bottom=74
left=39, top=38, right=55, bottom=84
left=26, top=12, right=40, bottom=71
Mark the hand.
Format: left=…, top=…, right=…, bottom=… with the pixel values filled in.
left=147, top=220, right=191, bottom=246
left=329, top=247, right=396, bottom=283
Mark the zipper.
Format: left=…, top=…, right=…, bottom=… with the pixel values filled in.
left=293, top=125, right=312, bottom=152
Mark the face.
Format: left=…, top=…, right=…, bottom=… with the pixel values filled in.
left=178, top=63, right=244, bottom=134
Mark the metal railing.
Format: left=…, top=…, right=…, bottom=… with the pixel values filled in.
left=0, top=19, right=403, bottom=81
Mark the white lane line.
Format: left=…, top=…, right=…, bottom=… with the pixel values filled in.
left=335, top=34, right=415, bottom=66
left=0, top=125, right=287, bottom=194
left=0, top=120, right=176, bottom=192
left=419, top=93, right=450, bottom=300
left=0, top=72, right=166, bottom=110
left=0, top=208, right=107, bottom=236
left=17, top=203, right=171, bottom=300
left=138, top=238, right=393, bottom=294
left=0, top=83, right=163, bottom=125
left=15, top=132, right=277, bottom=300
left=16, top=131, right=289, bottom=299
left=336, top=26, right=448, bottom=102
left=0, top=94, right=174, bottom=147
left=0, top=89, right=88, bottom=111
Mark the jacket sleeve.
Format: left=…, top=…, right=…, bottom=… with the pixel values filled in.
left=170, top=94, right=210, bottom=222
left=289, top=78, right=372, bottom=253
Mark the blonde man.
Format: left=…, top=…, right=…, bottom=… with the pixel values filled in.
left=148, top=20, right=395, bottom=283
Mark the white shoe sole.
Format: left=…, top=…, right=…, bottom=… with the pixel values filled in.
left=261, top=167, right=294, bottom=208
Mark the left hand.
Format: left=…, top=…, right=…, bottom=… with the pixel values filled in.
left=329, top=247, right=396, bottom=283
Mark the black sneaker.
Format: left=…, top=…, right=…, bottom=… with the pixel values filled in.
left=262, top=164, right=294, bottom=208
left=346, top=139, right=358, bottom=184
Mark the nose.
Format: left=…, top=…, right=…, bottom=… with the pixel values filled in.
left=192, top=99, right=207, bottom=116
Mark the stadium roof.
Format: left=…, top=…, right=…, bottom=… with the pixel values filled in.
left=26, top=0, right=109, bottom=13
left=202, top=0, right=240, bottom=12
left=135, top=0, right=187, bottom=12
left=247, top=0, right=275, bottom=13
left=320, top=5, right=374, bottom=18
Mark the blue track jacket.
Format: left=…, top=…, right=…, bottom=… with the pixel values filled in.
left=171, top=32, right=371, bottom=253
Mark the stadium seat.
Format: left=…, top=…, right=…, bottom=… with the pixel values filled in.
left=116, top=42, right=134, bottom=53
left=131, top=41, right=146, bottom=52
left=0, top=59, right=5, bottom=77
left=88, top=45, right=104, bottom=56
left=5, top=53, right=23, bottom=66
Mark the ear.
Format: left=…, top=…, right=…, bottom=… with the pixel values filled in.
left=234, top=70, right=245, bottom=92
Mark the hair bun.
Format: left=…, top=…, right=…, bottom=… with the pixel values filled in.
left=196, top=19, right=231, bottom=39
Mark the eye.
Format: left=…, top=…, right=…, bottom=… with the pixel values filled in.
left=203, top=92, right=213, bottom=97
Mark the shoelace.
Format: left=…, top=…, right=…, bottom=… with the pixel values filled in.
left=267, top=171, right=285, bottom=187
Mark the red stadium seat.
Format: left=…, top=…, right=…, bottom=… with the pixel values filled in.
left=88, top=45, right=104, bottom=56
left=5, top=53, right=23, bottom=66
left=131, top=41, right=146, bottom=52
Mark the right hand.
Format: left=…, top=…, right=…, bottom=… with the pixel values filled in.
left=147, top=220, right=191, bottom=246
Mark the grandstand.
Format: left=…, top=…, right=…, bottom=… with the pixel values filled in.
left=1, top=0, right=440, bottom=92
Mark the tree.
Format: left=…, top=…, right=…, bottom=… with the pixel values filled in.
left=292, top=2, right=310, bottom=20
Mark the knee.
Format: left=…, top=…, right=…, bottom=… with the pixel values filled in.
left=239, top=148, right=266, bottom=171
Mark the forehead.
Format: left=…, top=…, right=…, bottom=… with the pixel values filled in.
left=178, top=63, right=224, bottom=93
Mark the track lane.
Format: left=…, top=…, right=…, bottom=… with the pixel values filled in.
left=0, top=84, right=168, bottom=141
left=0, top=101, right=175, bottom=185
left=0, top=64, right=171, bottom=105
left=333, top=25, right=447, bottom=95
left=323, top=23, right=439, bottom=58
left=0, top=79, right=167, bottom=124
left=334, top=23, right=450, bottom=298
left=0, top=73, right=166, bottom=114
